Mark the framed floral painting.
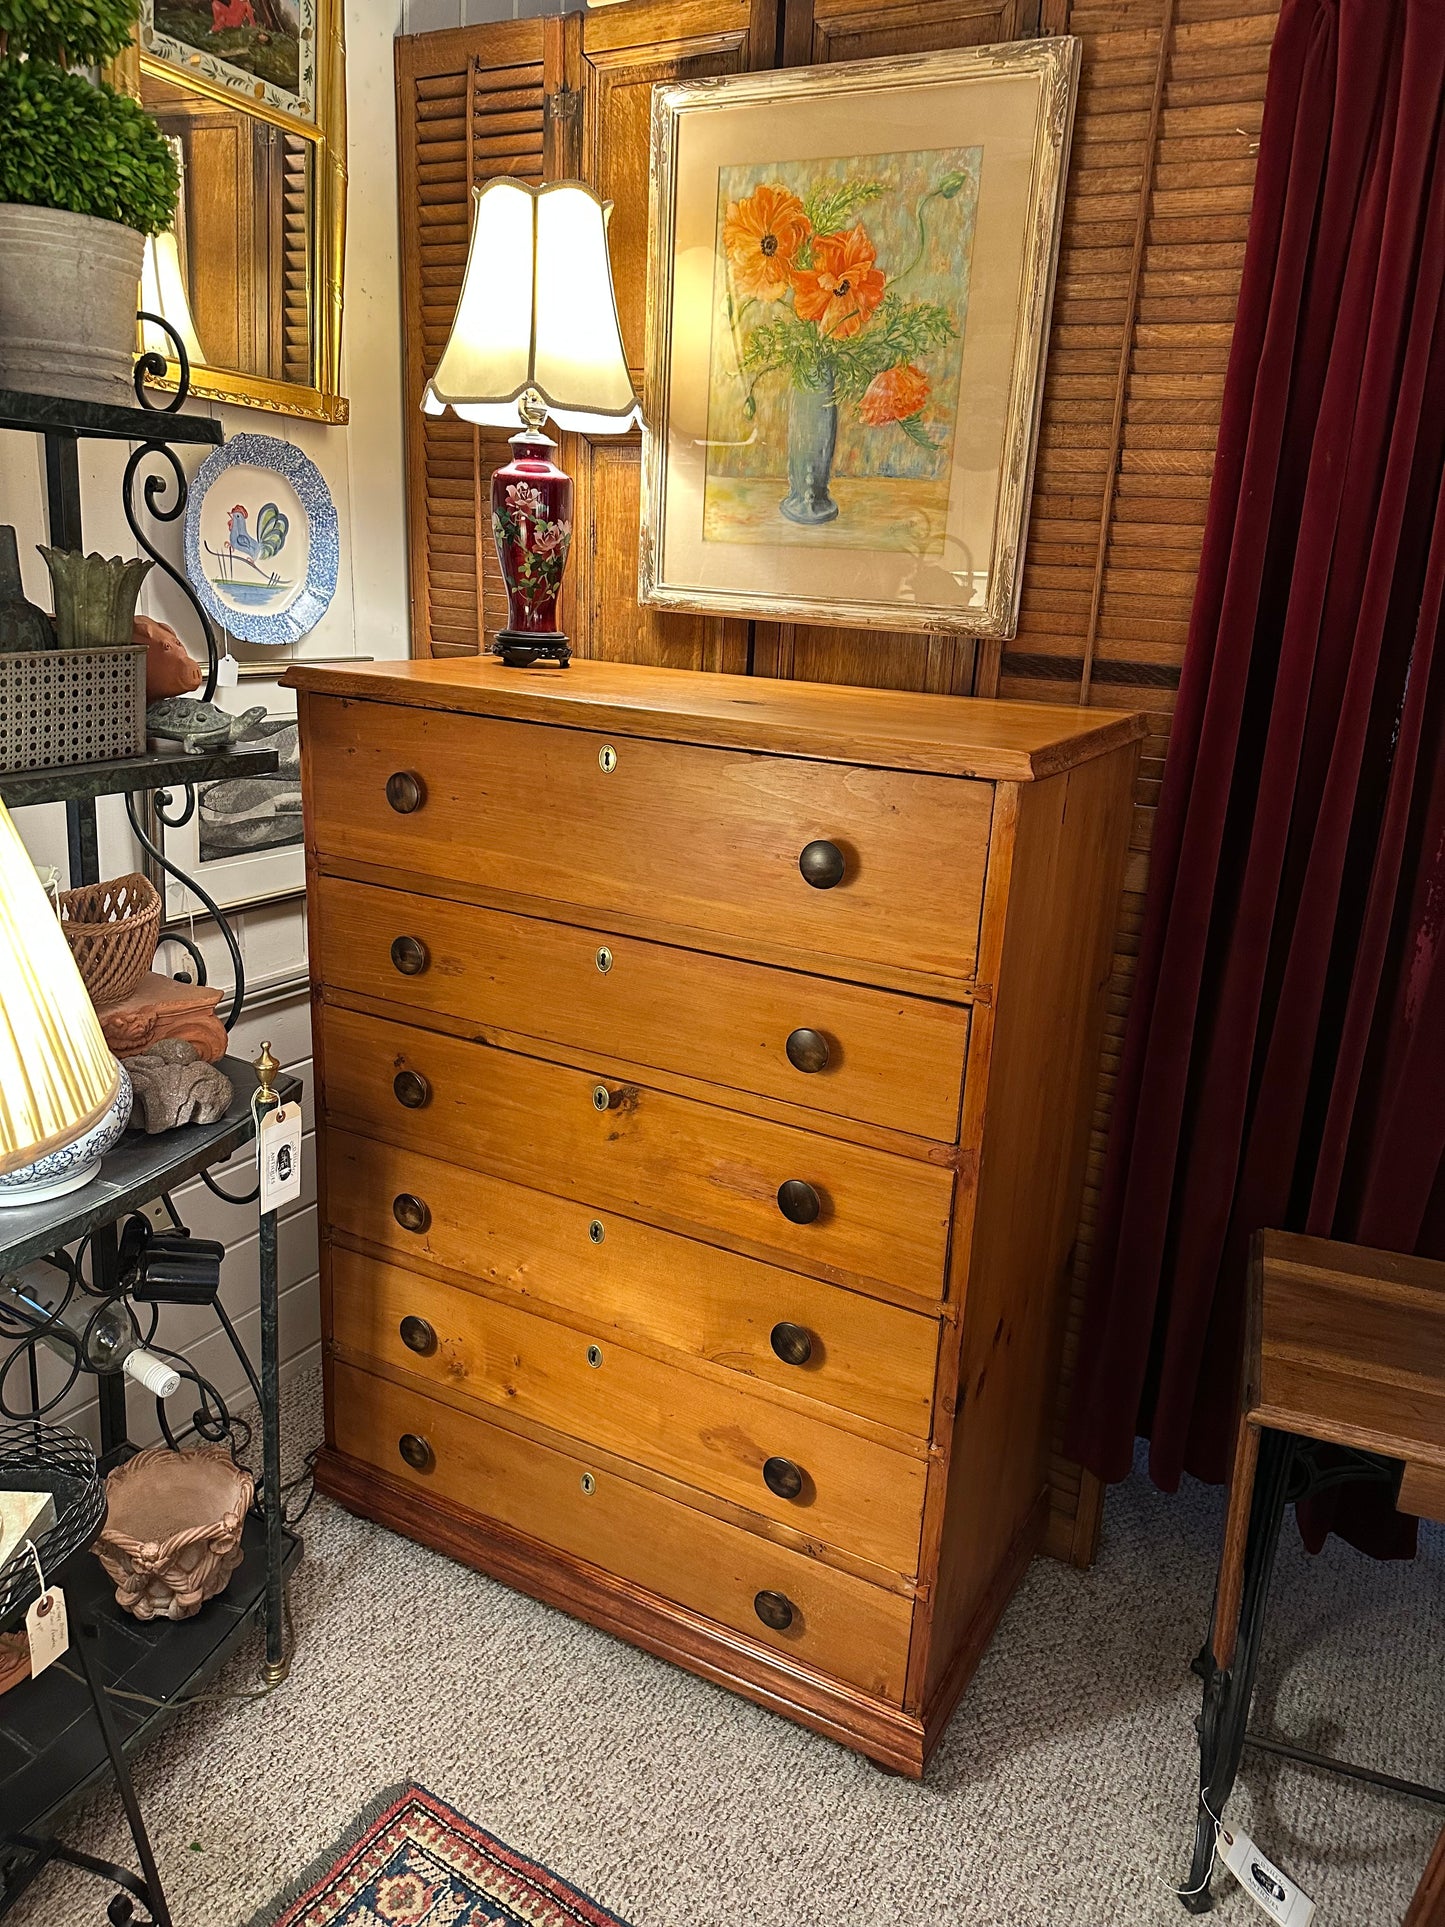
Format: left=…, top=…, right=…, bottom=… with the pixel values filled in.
left=639, top=41, right=1079, bottom=637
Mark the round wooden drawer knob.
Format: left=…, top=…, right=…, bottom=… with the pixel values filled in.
left=785, top=1028, right=830, bottom=1074
left=762, top=1456, right=805, bottom=1501
left=393, top=1193, right=431, bottom=1233
left=385, top=770, right=426, bottom=814
left=754, top=1589, right=795, bottom=1631
left=393, top=1070, right=431, bottom=1109
left=399, top=1315, right=437, bottom=1356
left=398, top=1432, right=434, bottom=1472
left=777, top=1179, right=821, bottom=1224
left=798, top=839, right=845, bottom=889
left=769, top=1321, right=814, bottom=1367
left=390, top=935, right=429, bottom=976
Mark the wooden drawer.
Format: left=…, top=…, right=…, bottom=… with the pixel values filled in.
left=319, top=1006, right=954, bottom=1297
left=325, top=1130, right=940, bottom=1437
left=302, top=697, right=991, bottom=982
left=315, top=875, right=968, bottom=1142
left=329, top=1245, right=927, bottom=1574
left=328, top=1357, right=915, bottom=1700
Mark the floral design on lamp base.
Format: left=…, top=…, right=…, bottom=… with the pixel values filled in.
left=489, top=430, right=573, bottom=667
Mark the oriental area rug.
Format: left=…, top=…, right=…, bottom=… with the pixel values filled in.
left=251, top=1785, right=632, bottom=1927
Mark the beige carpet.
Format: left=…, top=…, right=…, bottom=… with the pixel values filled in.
left=11, top=1367, right=1441, bottom=1927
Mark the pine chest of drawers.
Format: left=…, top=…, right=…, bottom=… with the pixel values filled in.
left=287, top=656, right=1144, bottom=1774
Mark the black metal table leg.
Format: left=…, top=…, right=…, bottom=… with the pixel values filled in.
left=1181, top=1427, right=1296, bottom=1912
left=71, top=1614, right=172, bottom=1927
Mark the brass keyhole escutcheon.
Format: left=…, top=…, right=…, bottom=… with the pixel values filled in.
left=391, top=936, right=429, bottom=977
left=595, top=945, right=613, bottom=974
left=393, top=1193, right=431, bottom=1233
left=587, top=1220, right=605, bottom=1245
left=598, top=745, right=617, bottom=773
left=762, top=1456, right=805, bottom=1501
left=393, top=1070, right=431, bottom=1110
left=400, top=1315, right=436, bottom=1356
left=785, top=1028, right=831, bottom=1074
left=754, top=1589, right=794, bottom=1631
left=592, top=1085, right=612, bottom=1112
left=385, top=770, right=425, bottom=815
left=580, top=1472, right=596, bottom=1496
left=769, top=1321, right=815, bottom=1367
left=398, top=1432, right=434, bottom=1473
left=586, top=1344, right=603, bottom=1369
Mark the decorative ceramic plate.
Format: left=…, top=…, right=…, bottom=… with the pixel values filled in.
left=184, top=434, right=339, bottom=645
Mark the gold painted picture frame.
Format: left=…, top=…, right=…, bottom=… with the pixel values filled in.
left=109, top=13, right=348, bottom=425
left=639, top=40, right=1078, bottom=639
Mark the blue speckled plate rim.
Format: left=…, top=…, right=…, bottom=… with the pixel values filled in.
left=183, top=433, right=340, bottom=646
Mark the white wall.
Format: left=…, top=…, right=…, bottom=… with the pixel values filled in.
left=1, top=0, right=409, bottom=1446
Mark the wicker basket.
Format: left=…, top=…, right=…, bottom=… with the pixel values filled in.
left=59, top=871, right=161, bottom=1008
left=0, top=642, right=147, bottom=773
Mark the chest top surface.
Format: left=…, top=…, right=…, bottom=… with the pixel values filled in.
left=282, top=656, right=1145, bottom=783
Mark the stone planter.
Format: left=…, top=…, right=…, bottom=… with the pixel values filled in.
left=0, top=206, right=145, bottom=406
left=95, top=1445, right=253, bottom=1621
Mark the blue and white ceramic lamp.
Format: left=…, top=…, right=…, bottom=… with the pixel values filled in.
left=0, top=800, right=133, bottom=1210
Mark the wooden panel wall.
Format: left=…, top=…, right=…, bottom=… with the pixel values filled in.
left=394, top=0, right=1280, bottom=1558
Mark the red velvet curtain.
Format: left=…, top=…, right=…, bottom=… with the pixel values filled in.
left=1069, top=0, right=1445, bottom=1543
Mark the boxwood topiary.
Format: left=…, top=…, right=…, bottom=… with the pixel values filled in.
left=0, top=1, right=178, bottom=236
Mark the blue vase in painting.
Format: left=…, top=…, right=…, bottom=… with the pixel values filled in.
left=781, top=375, right=840, bottom=526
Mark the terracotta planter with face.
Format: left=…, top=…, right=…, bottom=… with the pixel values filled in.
left=95, top=1445, right=254, bottom=1621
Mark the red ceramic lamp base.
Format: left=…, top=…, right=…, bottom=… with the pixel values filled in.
left=489, top=426, right=573, bottom=669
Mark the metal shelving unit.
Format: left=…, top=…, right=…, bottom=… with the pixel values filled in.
left=0, top=357, right=302, bottom=1925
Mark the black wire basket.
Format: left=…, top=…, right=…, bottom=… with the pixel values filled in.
left=0, top=1418, right=106, bottom=1633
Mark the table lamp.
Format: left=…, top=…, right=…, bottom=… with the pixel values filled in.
left=423, top=178, right=640, bottom=667
left=0, top=800, right=132, bottom=1209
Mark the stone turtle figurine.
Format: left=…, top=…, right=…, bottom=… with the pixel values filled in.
left=125, top=1039, right=233, bottom=1133
left=146, top=696, right=266, bottom=750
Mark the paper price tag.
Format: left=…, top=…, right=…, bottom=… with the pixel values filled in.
left=1219, top=1827, right=1315, bottom=1926
left=259, top=1102, right=303, bottom=1212
left=26, top=1585, right=69, bottom=1677
left=214, top=650, right=240, bottom=688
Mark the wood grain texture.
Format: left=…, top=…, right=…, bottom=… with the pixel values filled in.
left=318, top=1004, right=957, bottom=1298
left=329, top=1245, right=929, bottom=1572
left=282, top=654, right=1145, bottom=781
left=1253, top=1232, right=1445, bottom=1471
left=314, top=872, right=971, bottom=1140
left=327, top=1356, right=916, bottom=1702
left=324, top=1127, right=943, bottom=1437
left=296, top=690, right=995, bottom=982
left=316, top=1438, right=931, bottom=1771
left=1405, top=1822, right=1445, bottom=1927
left=919, top=743, right=1138, bottom=1700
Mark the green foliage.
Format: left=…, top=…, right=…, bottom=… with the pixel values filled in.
left=802, top=179, right=885, bottom=237
left=0, top=60, right=178, bottom=234
left=0, top=0, right=140, bottom=65
left=741, top=291, right=957, bottom=403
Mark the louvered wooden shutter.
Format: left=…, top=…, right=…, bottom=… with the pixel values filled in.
left=397, top=23, right=549, bottom=657
left=281, top=132, right=310, bottom=386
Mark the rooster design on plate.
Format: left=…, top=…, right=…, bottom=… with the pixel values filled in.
left=204, top=501, right=293, bottom=608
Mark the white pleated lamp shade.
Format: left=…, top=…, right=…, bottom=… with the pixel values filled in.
left=0, top=801, right=121, bottom=1176
left=141, top=230, right=206, bottom=369
left=423, top=179, right=640, bottom=435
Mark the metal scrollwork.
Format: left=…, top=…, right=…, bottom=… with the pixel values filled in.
left=133, top=309, right=192, bottom=415
left=121, top=439, right=221, bottom=702
left=152, top=785, right=196, bottom=831
left=125, top=791, right=245, bottom=1029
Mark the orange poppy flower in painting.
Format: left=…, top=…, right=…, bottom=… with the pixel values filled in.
left=724, top=185, right=811, bottom=303
left=792, top=226, right=887, bottom=339
left=859, top=361, right=932, bottom=425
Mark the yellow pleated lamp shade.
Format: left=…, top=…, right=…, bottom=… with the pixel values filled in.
left=0, top=800, right=120, bottom=1176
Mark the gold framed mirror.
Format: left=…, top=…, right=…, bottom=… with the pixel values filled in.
left=110, top=4, right=348, bottom=424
